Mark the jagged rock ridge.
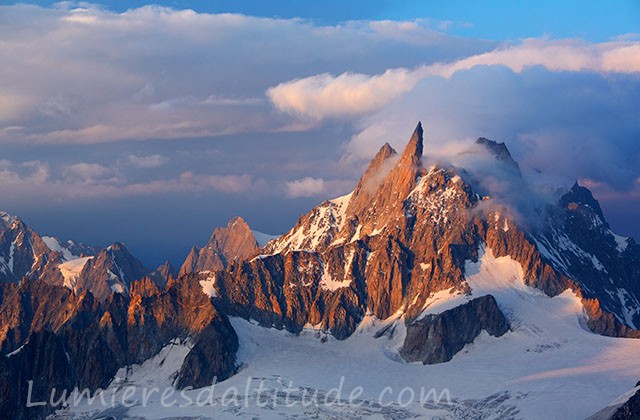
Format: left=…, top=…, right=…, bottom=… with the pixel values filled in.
left=179, top=216, right=260, bottom=276
left=209, top=122, right=640, bottom=345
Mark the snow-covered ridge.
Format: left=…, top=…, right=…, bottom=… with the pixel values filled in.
left=267, top=192, right=352, bottom=254
left=42, top=236, right=79, bottom=261
left=0, top=211, right=19, bottom=226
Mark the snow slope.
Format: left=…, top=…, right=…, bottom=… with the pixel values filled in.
left=251, top=230, right=280, bottom=247
left=42, top=236, right=78, bottom=261
left=58, top=256, right=93, bottom=289
left=54, top=247, right=640, bottom=419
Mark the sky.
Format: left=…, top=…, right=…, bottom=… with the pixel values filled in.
left=0, top=1, right=639, bottom=267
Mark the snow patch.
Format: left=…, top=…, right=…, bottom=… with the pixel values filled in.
left=252, top=230, right=280, bottom=247
left=110, top=283, right=125, bottom=293
left=270, top=192, right=352, bottom=254
left=59, top=256, right=93, bottom=289
left=610, top=230, right=629, bottom=253
left=200, top=273, right=218, bottom=297
left=5, top=344, right=25, bottom=358
left=319, top=258, right=351, bottom=291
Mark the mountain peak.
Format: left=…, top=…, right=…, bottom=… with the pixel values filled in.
left=400, top=121, right=423, bottom=164
left=180, top=216, right=260, bottom=275
left=106, top=242, right=127, bottom=253
left=561, top=181, right=605, bottom=221
left=0, top=211, right=19, bottom=225
left=228, top=216, right=249, bottom=228
left=476, top=137, right=520, bottom=174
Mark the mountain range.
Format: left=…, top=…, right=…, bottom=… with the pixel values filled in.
left=1, top=123, right=640, bottom=419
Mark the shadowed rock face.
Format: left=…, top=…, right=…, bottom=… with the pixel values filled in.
left=587, top=385, right=640, bottom=420
left=74, top=242, right=149, bottom=302
left=476, top=137, right=521, bottom=174
left=548, top=183, right=640, bottom=329
left=0, top=275, right=238, bottom=419
left=0, top=330, right=76, bottom=420
left=0, top=213, right=153, bottom=303
left=175, top=318, right=239, bottom=389
left=609, top=388, right=640, bottom=420
left=150, top=260, right=178, bottom=288
left=400, top=295, right=509, bottom=364
left=180, top=216, right=260, bottom=276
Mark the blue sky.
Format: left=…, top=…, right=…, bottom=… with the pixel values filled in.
left=8, top=0, right=639, bottom=40
left=0, top=1, right=639, bottom=267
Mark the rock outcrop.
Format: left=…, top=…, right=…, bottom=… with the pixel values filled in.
left=74, top=242, right=149, bottom=301
left=180, top=216, right=260, bottom=276
left=400, top=295, right=509, bottom=364
left=0, top=274, right=239, bottom=419
left=151, top=260, right=178, bottom=287
left=175, top=316, right=239, bottom=389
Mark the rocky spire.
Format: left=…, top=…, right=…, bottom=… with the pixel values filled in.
left=343, top=122, right=425, bottom=238
left=399, top=121, right=423, bottom=167
left=346, top=142, right=398, bottom=219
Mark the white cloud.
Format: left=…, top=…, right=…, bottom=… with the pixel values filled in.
left=268, top=38, right=640, bottom=122
left=0, top=3, right=488, bottom=144
left=267, top=68, right=424, bottom=121
left=430, top=38, right=640, bottom=76
left=0, top=160, right=50, bottom=186
left=63, top=163, right=111, bottom=180
left=0, top=154, right=263, bottom=199
left=285, top=177, right=354, bottom=198
left=126, top=154, right=167, bottom=168
left=285, top=177, right=325, bottom=197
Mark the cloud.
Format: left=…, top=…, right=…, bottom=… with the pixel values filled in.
left=267, top=68, right=424, bottom=121
left=63, top=162, right=112, bottom=180
left=0, top=160, right=50, bottom=186
left=126, top=154, right=167, bottom=168
left=285, top=177, right=325, bottom=197
left=430, top=38, right=640, bottom=76
left=268, top=38, right=640, bottom=122
left=0, top=3, right=490, bottom=144
left=0, top=155, right=264, bottom=199
left=285, top=177, right=354, bottom=198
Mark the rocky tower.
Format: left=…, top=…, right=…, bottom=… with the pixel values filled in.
left=151, top=260, right=178, bottom=288
left=74, top=242, right=149, bottom=302
left=180, top=216, right=260, bottom=276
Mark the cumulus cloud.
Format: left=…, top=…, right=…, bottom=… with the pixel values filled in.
left=285, top=177, right=325, bottom=197
left=267, top=68, right=425, bottom=121
left=63, top=163, right=112, bottom=181
left=126, top=154, right=167, bottom=168
left=0, top=160, right=50, bottom=186
left=0, top=3, right=489, bottom=144
left=268, top=38, right=640, bottom=122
